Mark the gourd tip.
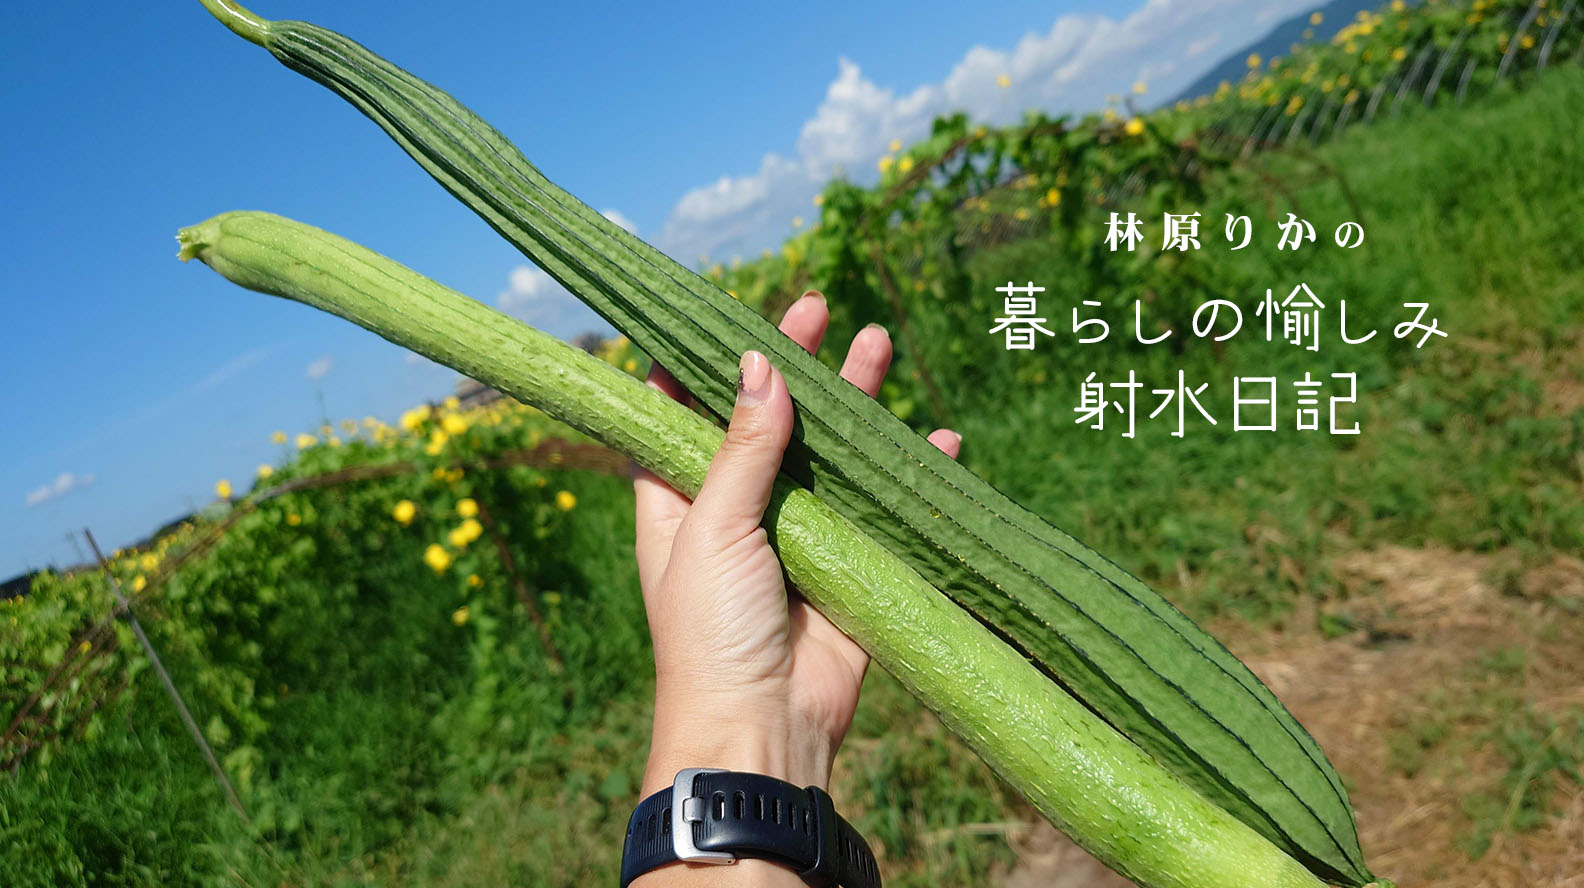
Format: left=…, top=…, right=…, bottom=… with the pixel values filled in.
left=198, top=0, right=272, bottom=46
left=176, top=220, right=217, bottom=263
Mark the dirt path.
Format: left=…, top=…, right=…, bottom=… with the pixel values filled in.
left=996, top=545, right=1584, bottom=888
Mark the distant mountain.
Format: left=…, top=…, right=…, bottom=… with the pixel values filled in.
left=1168, top=0, right=1409, bottom=105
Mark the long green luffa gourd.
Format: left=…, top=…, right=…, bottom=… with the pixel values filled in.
left=198, top=3, right=1375, bottom=884
left=177, top=210, right=1328, bottom=888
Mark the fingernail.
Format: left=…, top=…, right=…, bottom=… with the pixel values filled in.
left=864, top=322, right=890, bottom=337
left=738, top=351, right=770, bottom=405
left=801, top=289, right=826, bottom=304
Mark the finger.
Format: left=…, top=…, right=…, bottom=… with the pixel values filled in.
left=779, top=290, right=829, bottom=355
left=634, top=467, right=690, bottom=588
left=839, top=324, right=893, bottom=397
left=682, top=351, right=794, bottom=544
left=927, top=428, right=963, bottom=460
left=634, top=367, right=695, bottom=584
left=645, top=363, right=691, bottom=407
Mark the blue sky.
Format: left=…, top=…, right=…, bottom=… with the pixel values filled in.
left=1, top=0, right=1315, bottom=577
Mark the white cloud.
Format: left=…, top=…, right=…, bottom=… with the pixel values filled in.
left=497, top=263, right=615, bottom=341
left=26, top=472, right=95, bottom=507
left=1186, top=32, right=1223, bottom=58
left=305, top=355, right=334, bottom=381
left=653, top=0, right=1315, bottom=263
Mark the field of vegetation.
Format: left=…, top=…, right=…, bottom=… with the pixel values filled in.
left=5, top=3, right=1583, bottom=885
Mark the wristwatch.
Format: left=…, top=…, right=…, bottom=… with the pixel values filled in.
left=619, top=768, right=881, bottom=888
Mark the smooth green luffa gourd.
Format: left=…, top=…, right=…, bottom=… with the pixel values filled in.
left=195, top=3, right=1379, bottom=883
left=178, top=210, right=1330, bottom=888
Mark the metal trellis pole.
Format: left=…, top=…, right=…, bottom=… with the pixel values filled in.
left=83, top=528, right=251, bottom=826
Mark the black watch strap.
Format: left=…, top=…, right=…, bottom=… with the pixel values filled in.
left=620, top=769, right=880, bottom=888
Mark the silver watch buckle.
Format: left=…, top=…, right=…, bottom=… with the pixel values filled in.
left=672, top=768, right=737, bottom=865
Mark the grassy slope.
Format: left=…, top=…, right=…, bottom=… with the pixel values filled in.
left=4, top=67, right=1581, bottom=888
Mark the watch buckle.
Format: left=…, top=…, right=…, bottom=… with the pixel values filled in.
left=672, top=768, right=736, bottom=865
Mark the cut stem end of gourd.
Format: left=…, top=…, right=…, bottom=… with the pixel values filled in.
left=198, top=0, right=272, bottom=46
left=176, top=220, right=219, bottom=263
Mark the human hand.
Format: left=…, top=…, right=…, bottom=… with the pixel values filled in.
left=633, top=291, right=962, bottom=813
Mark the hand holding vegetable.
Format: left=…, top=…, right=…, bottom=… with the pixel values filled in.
left=637, top=293, right=962, bottom=810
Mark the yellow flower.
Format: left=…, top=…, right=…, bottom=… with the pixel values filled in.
left=328, top=435, right=342, bottom=447
left=296, top=433, right=318, bottom=449
left=460, top=518, right=483, bottom=543
left=400, top=407, right=427, bottom=432
left=424, top=543, right=452, bottom=574
left=466, top=574, right=484, bottom=588
left=257, top=464, right=274, bottom=479
left=1042, top=188, right=1061, bottom=207
left=456, top=498, right=479, bottom=518
left=286, top=512, right=302, bottom=526
left=995, top=73, right=1010, bottom=88
left=79, top=640, right=91, bottom=654
left=887, top=138, right=902, bottom=152
left=1309, top=11, right=1322, bottom=25
left=131, top=575, right=147, bottom=593
left=898, top=156, right=915, bottom=174
left=812, top=194, right=824, bottom=207
left=441, top=413, right=468, bottom=436
left=1124, top=117, right=1145, bottom=136
left=271, top=430, right=287, bottom=444
left=1246, top=53, right=1262, bottom=69
left=792, top=216, right=804, bottom=228
left=448, top=524, right=473, bottom=548
left=393, top=499, right=417, bottom=525
left=425, top=430, right=448, bottom=455
left=877, top=155, right=893, bottom=173
left=1102, top=108, right=1118, bottom=122
left=451, top=605, right=470, bottom=626
left=340, top=419, right=358, bottom=434
left=622, top=357, right=638, bottom=373
left=140, top=553, right=158, bottom=571
left=555, top=490, right=577, bottom=511
left=1132, top=80, right=1147, bottom=95
left=446, top=467, right=465, bottom=484
left=1013, top=207, right=1031, bottom=221
left=215, top=479, right=233, bottom=499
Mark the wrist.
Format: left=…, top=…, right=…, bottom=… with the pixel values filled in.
left=642, top=689, right=833, bottom=796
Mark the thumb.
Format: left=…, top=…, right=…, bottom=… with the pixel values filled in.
left=685, top=350, right=794, bottom=543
